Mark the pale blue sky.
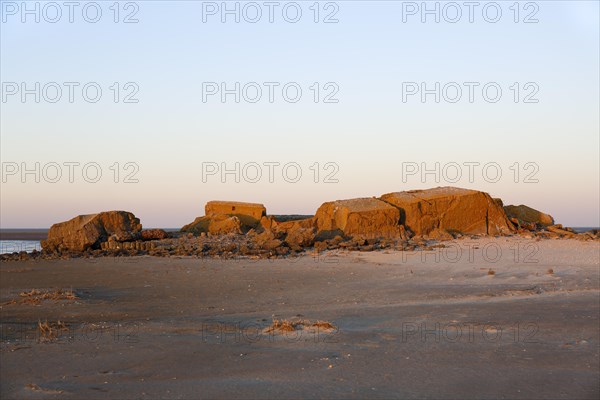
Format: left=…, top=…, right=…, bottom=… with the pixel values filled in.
left=1, top=1, right=599, bottom=227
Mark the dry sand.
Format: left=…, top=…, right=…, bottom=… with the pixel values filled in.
left=1, top=237, right=598, bottom=399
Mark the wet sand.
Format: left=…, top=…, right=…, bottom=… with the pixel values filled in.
left=1, top=237, right=598, bottom=399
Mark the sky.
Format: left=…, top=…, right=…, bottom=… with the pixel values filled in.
left=1, top=0, right=599, bottom=228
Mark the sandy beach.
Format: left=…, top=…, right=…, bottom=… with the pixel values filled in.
left=3, top=1, right=599, bottom=398
left=1, top=237, right=598, bottom=399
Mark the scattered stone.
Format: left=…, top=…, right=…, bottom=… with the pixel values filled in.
left=546, top=225, right=576, bottom=237
left=181, top=214, right=243, bottom=235
left=259, top=215, right=277, bottom=231
left=208, top=215, right=243, bottom=235
left=425, top=228, right=454, bottom=241
left=274, top=218, right=316, bottom=249
left=140, top=229, right=169, bottom=240
left=9, top=189, right=593, bottom=262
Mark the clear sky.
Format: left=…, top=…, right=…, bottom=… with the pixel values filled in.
left=1, top=0, right=599, bottom=228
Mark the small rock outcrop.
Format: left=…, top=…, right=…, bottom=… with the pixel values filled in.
left=181, top=201, right=267, bottom=235
left=181, top=214, right=242, bottom=235
left=140, top=229, right=169, bottom=240
left=546, top=224, right=575, bottom=237
left=425, top=228, right=454, bottom=241
left=41, top=211, right=142, bottom=252
left=208, top=215, right=243, bottom=235
left=205, top=201, right=266, bottom=226
left=314, top=198, right=405, bottom=240
left=274, top=218, right=316, bottom=249
left=504, top=204, right=554, bottom=227
left=380, top=187, right=514, bottom=236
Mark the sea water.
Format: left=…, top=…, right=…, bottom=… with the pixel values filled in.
left=0, top=240, right=42, bottom=254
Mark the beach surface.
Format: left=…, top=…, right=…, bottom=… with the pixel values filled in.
left=1, top=237, right=598, bottom=399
